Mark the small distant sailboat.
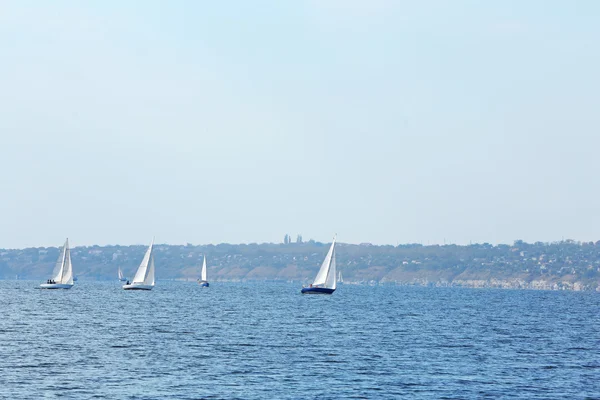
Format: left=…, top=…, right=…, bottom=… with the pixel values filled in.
left=198, top=255, right=209, bottom=287
left=338, top=271, right=343, bottom=284
left=118, top=266, right=127, bottom=282
left=301, top=236, right=337, bottom=295
left=123, top=239, right=155, bottom=290
left=40, top=238, right=74, bottom=289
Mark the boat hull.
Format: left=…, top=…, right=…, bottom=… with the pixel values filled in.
left=301, top=287, right=335, bottom=295
left=198, top=281, right=209, bottom=287
left=123, top=284, right=154, bottom=290
left=40, top=283, right=74, bottom=289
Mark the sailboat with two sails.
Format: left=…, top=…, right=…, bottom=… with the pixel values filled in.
left=198, top=255, right=209, bottom=287
left=301, top=236, right=337, bottom=295
left=40, top=238, right=74, bottom=289
left=123, top=239, right=155, bottom=290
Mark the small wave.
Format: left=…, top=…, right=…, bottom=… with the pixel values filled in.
left=438, top=344, right=475, bottom=348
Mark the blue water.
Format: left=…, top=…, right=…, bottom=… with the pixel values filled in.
left=0, top=281, right=599, bottom=399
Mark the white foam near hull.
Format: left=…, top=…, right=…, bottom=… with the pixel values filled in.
left=40, top=283, right=74, bottom=289
left=123, top=284, right=154, bottom=290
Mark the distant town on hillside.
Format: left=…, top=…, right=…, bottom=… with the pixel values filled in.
left=2, top=236, right=600, bottom=291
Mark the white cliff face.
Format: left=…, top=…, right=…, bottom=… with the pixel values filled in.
left=380, top=277, right=596, bottom=291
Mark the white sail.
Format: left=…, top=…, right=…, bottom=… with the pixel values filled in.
left=132, top=239, right=154, bottom=284
left=313, top=238, right=336, bottom=289
left=201, top=255, right=207, bottom=281
left=61, top=244, right=74, bottom=285
left=144, top=255, right=155, bottom=286
left=118, top=267, right=123, bottom=280
left=50, top=239, right=67, bottom=282
left=338, top=271, right=343, bottom=283
left=325, top=247, right=336, bottom=290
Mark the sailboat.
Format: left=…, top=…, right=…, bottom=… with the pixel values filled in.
left=40, top=238, right=74, bottom=289
left=117, top=266, right=127, bottom=282
left=338, top=271, right=343, bottom=284
left=123, top=239, right=155, bottom=290
left=197, top=255, right=209, bottom=287
left=301, top=236, right=337, bottom=295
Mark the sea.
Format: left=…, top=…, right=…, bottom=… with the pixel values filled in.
left=0, top=281, right=599, bottom=399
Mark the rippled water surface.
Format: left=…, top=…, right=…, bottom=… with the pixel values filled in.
left=1, top=281, right=599, bottom=399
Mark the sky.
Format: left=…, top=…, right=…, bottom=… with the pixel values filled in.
left=1, top=0, right=599, bottom=248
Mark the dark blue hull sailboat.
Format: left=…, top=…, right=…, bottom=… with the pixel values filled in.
left=301, top=236, right=337, bottom=295
left=301, top=286, right=335, bottom=295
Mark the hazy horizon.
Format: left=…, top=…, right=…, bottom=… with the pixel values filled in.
left=1, top=1, right=599, bottom=249
left=0, top=236, right=594, bottom=251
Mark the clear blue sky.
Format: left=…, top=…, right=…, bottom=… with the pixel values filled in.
left=1, top=1, right=599, bottom=248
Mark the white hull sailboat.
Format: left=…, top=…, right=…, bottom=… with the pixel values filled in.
left=198, top=255, right=209, bottom=287
left=118, top=266, right=127, bottom=282
left=41, top=238, right=74, bottom=290
left=301, top=236, right=337, bottom=295
left=123, top=239, right=155, bottom=290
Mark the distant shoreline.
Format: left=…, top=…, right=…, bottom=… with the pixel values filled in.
left=3, top=240, right=599, bottom=291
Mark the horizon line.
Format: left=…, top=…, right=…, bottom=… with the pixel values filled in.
left=1, top=238, right=596, bottom=251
